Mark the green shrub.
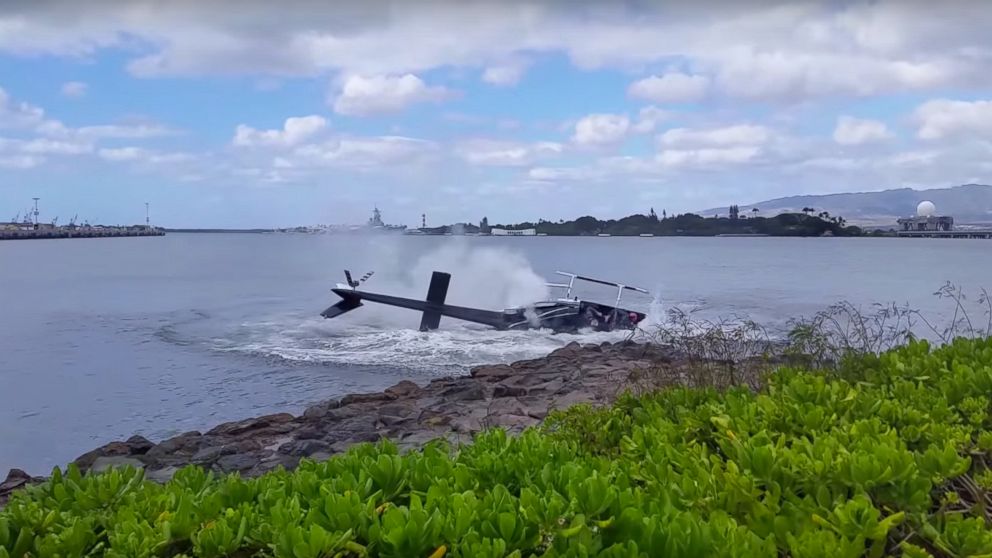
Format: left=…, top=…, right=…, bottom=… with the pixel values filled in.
left=4, top=337, right=992, bottom=557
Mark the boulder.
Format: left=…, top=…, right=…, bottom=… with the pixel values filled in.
left=339, top=392, right=391, bottom=406
left=90, top=456, right=145, bottom=473
left=0, top=469, right=32, bottom=493
left=207, top=413, right=295, bottom=437
left=125, top=435, right=155, bottom=455
left=470, top=364, right=515, bottom=380
left=438, top=382, right=485, bottom=401
left=302, top=398, right=340, bottom=420
left=215, top=453, right=263, bottom=473
left=73, top=441, right=131, bottom=470
left=493, top=384, right=526, bottom=398
left=385, top=380, right=423, bottom=399
left=278, top=439, right=331, bottom=457
left=146, top=431, right=202, bottom=457
left=145, top=466, right=180, bottom=484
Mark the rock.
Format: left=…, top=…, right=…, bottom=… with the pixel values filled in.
left=0, top=469, right=43, bottom=509
left=526, top=377, right=565, bottom=396
left=303, top=399, right=340, bottom=420
left=340, top=392, right=391, bottom=406
left=550, top=391, right=598, bottom=409
left=125, top=435, right=155, bottom=455
left=73, top=441, right=132, bottom=470
left=439, top=382, right=485, bottom=401
left=0, top=469, right=32, bottom=493
left=36, top=340, right=683, bottom=482
left=146, top=467, right=179, bottom=484
left=251, top=454, right=301, bottom=476
left=307, top=451, right=333, bottom=462
left=278, top=439, right=331, bottom=457
left=550, top=342, right=584, bottom=358
left=90, top=456, right=145, bottom=473
left=146, top=431, right=202, bottom=457
left=377, top=402, right=418, bottom=426
left=470, top=364, right=515, bottom=380
left=191, top=445, right=232, bottom=465
left=385, top=380, right=423, bottom=399
left=294, top=426, right=325, bottom=440
left=207, top=413, right=295, bottom=437
left=493, top=384, right=527, bottom=398
left=215, top=453, right=263, bottom=473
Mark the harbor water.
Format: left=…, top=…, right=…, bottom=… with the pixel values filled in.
left=1, top=233, right=991, bottom=474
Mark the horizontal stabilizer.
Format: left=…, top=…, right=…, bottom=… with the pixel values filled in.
left=321, top=295, right=363, bottom=318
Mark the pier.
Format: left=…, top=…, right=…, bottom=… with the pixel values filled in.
left=896, top=230, right=992, bottom=239
left=0, top=224, right=165, bottom=240
left=2, top=198, right=164, bottom=241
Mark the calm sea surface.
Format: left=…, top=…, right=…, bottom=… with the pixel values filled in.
left=1, top=233, right=990, bottom=473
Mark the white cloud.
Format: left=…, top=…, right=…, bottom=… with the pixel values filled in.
left=628, top=72, right=709, bottom=103
left=98, top=147, right=193, bottom=164
left=293, top=135, right=439, bottom=168
left=915, top=99, right=992, bottom=140
left=0, top=154, right=43, bottom=169
left=0, top=86, right=46, bottom=129
left=572, top=113, right=630, bottom=147
left=20, top=138, right=92, bottom=154
left=456, top=139, right=562, bottom=166
left=832, top=116, right=891, bottom=145
left=0, top=1, right=990, bottom=104
left=631, top=106, right=670, bottom=134
left=331, top=74, right=451, bottom=116
left=233, top=115, right=328, bottom=147
left=60, top=81, right=87, bottom=98
left=658, top=124, right=772, bottom=148
left=75, top=124, right=176, bottom=139
left=658, top=146, right=762, bottom=168
left=482, top=59, right=528, bottom=86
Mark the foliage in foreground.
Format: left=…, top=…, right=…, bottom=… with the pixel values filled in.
left=5, top=338, right=992, bottom=557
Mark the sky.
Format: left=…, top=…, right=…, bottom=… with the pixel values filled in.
left=1, top=0, right=992, bottom=228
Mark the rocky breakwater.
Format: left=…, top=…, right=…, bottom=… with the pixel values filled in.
left=2, top=341, right=674, bottom=504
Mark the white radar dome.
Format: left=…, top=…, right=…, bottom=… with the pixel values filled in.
left=917, top=200, right=936, bottom=217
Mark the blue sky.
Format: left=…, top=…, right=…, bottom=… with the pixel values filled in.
left=1, top=0, right=991, bottom=228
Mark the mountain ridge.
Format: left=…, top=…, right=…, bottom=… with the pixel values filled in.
left=700, top=184, right=992, bottom=226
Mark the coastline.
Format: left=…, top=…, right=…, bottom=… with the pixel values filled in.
left=2, top=341, right=688, bottom=504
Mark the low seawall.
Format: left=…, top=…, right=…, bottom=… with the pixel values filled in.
left=2, top=341, right=686, bottom=503
left=0, top=228, right=165, bottom=240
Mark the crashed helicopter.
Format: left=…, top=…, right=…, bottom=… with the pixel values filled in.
left=320, top=269, right=649, bottom=333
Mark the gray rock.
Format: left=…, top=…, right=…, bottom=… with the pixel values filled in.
left=439, top=382, right=485, bottom=401
left=147, top=431, right=202, bottom=457
left=470, top=364, right=515, bottom=381
left=125, top=435, right=155, bottom=454
left=74, top=441, right=132, bottom=470
left=302, top=399, right=340, bottom=420
left=44, top=340, right=687, bottom=482
left=90, top=456, right=145, bottom=473
left=215, top=453, right=262, bottom=473
left=278, top=439, right=331, bottom=457
left=377, top=402, right=418, bottom=426
left=207, top=413, right=295, bottom=437
left=191, top=445, right=231, bottom=464
left=340, top=392, right=391, bottom=406
left=493, top=384, right=527, bottom=398
left=294, top=426, right=325, bottom=440
left=145, top=467, right=179, bottom=484
left=307, top=451, right=333, bottom=463
left=385, top=380, right=423, bottom=399
left=251, top=454, right=301, bottom=475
